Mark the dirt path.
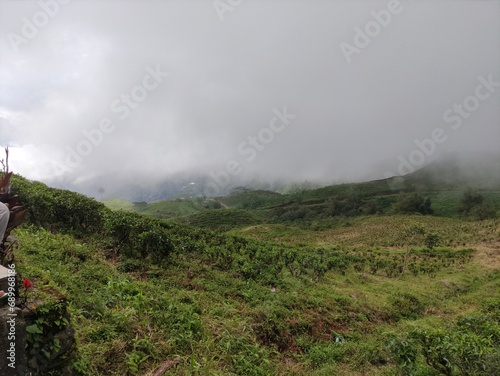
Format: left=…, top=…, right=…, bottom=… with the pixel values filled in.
left=209, top=198, right=229, bottom=209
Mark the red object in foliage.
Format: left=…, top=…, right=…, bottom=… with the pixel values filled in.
left=23, top=278, right=32, bottom=289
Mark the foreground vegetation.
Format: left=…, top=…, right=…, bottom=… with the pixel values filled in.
left=8, top=173, right=500, bottom=375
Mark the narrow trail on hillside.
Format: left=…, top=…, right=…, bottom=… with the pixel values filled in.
left=208, top=198, right=229, bottom=209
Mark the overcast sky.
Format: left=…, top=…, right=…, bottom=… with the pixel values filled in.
left=0, top=0, right=499, bottom=195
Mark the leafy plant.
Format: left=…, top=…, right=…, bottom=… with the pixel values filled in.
left=389, top=292, right=425, bottom=320
left=25, top=300, right=72, bottom=370
left=386, top=336, right=418, bottom=375
left=125, top=351, right=150, bottom=374
left=425, top=233, right=440, bottom=250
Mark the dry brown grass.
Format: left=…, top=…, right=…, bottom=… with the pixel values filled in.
left=471, top=242, right=500, bottom=270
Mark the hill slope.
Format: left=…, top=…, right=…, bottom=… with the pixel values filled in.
left=6, top=174, right=500, bottom=375
left=114, top=161, right=500, bottom=233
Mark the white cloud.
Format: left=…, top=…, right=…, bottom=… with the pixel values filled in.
left=0, top=0, right=498, bottom=194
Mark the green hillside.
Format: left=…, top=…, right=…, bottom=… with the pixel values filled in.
left=174, top=208, right=263, bottom=232
left=5, top=173, right=500, bottom=375
left=104, top=160, right=500, bottom=234
left=104, top=197, right=221, bottom=219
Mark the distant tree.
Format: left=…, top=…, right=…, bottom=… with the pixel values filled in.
left=459, top=189, right=484, bottom=216
left=402, top=223, right=426, bottom=248
left=0, top=146, right=9, bottom=176
left=361, top=200, right=382, bottom=215
left=425, top=233, right=440, bottom=250
left=459, top=189, right=497, bottom=220
left=326, top=193, right=363, bottom=217
left=281, top=180, right=320, bottom=194
left=393, top=193, right=433, bottom=215
left=98, top=187, right=105, bottom=201
left=133, top=201, right=148, bottom=210
left=470, top=204, right=497, bottom=220
left=231, top=187, right=250, bottom=195
left=424, top=197, right=433, bottom=214
left=203, top=200, right=222, bottom=209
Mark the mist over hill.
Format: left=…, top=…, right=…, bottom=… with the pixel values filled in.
left=3, top=1, right=499, bottom=199
left=43, top=152, right=500, bottom=203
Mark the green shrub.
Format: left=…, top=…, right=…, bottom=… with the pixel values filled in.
left=457, top=314, right=500, bottom=342
left=252, top=308, right=292, bottom=352
left=410, top=327, right=498, bottom=376
left=425, top=233, right=440, bottom=250
left=393, top=193, right=433, bottom=215
left=389, top=292, right=425, bottom=320
left=459, top=189, right=484, bottom=215
left=11, top=175, right=106, bottom=235
left=228, top=338, right=275, bottom=376
left=470, top=204, right=497, bottom=220
left=307, top=342, right=345, bottom=369
left=386, top=336, right=418, bottom=375
left=482, top=297, right=500, bottom=321
left=103, top=211, right=174, bottom=261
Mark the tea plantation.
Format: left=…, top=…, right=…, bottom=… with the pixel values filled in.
left=8, top=174, right=500, bottom=375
